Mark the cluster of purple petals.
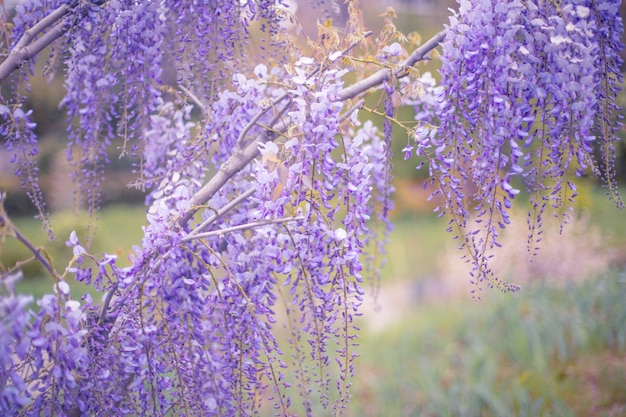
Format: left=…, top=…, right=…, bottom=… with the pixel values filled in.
left=417, top=0, right=623, bottom=290
left=50, top=125, right=223, bottom=414
left=333, top=116, right=387, bottom=414
left=109, top=2, right=165, bottom=156
left=358, top=120, right=393, bottom=298
left=167, top=0, right=285, bottom=104
left=357, top=83, right=396, bottom=299
left=168, top=0, right=240, bottom=102
left=0, top=1, right=391, bottom=415
left=0, top=106, right=52, bottom=237
left=91, top=106, right=219, bottom=414
left=381, top=81, right=395, bottom=223
left=2, top=2, right=284, bottom=413
left=0, top=268, right=94, bottom=416
left=36, top=71, right=282, bottom=414
left=1, top=52, right=391, bottom=414
left=1, top=0, right=70, bottom=237
left=141, top=100, right=200, bottom=199
left=277, top=60, right=357, bottom=411
left=0, top=272, right=34, bottom=414
left=61, top=1, right=166, bottom=215
left=192, top=58, right=379, bottom=413
left=61, top=2, right=118, bottom=217
left=4, top=0, right=284, bottom=223
left=586, top=0, right=624, bottom=206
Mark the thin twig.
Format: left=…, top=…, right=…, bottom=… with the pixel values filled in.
left=236, top=93, right=290, bottom=148
left=188, top=187, right=256, bottom=236
left=180, top=104, right=290, bottom=226
left=181, top=216, right=305, bottom=243
left=178, top=85, right=207, bottom=115
left=0, top=211, right=56, bottom=279
left=306, top=30, right=373, bottom=81
left=339, top=98, right=365, bottom=123
left=99, top=282, right=118, bottom=323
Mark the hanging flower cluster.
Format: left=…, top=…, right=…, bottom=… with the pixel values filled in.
left=1, top=44, right=391, bottom=413
left=1, top=0, right=286, bottom=234
left=0, top=272, right=35, bottom=412
left=0, top=267, right=95, bottom=415
left=416, top=0, right=624, bottom=292
left=0, top=106, right=52, bottom=236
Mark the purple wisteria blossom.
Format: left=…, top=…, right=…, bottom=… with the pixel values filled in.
left=0, top=106, right=52, bottom=237
left=416, top=0, right=623, bottom=292
left=0, top=269, right=94, bottom=416
left=0, top=272, right=33, bottom=413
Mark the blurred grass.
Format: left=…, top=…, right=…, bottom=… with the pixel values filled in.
left=348, top=272, right=626, bottom=417
left=265, top=271, right=626, bottom=417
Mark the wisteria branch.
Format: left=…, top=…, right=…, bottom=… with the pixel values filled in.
left=181, top=108, right=290, bottom=225
left=0, top=3, right=71, bottom=83
left=181, top=31, right=446, bottom=225
left=188, top=187, right=257, bottom=236
left=339, top=98, right=366, bottom=122
left=181, top=215, right=306, bottom=243
left=336, top=30, right=446, bottom=101
left=184, top=99, right=364, bottom=237
left=0, top=193, right=56, bottom=279
left=236, top=93, right=291, bottom=149
left=178, top=85, right=207, bottom=115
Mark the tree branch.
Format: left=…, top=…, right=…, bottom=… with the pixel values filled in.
left=13, top=4, right=70, bottom=51
left=339, top=98, right=365, bottom=122
left=0, top=4, right=71, bottom=83
left=179, top=31, right=446, bottom=226
left=180, top=106, right=290, bottom=225
left=181, top=216, right=306, bottom=243
left=0, top=200, right=57, bottom=280
left=335, top=30, right=446, bottom=102
left=236, top=93, right=290, bottom=149
left=178, top=85, right=208, bottom=115
left=188, top=187, right=256, bottom=236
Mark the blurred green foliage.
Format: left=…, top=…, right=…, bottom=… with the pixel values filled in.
left=2, top=205, right=146, bottom=300
left=347, top=272, right=626, bottom=417
left=260, top=272, right=626, bottom=417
